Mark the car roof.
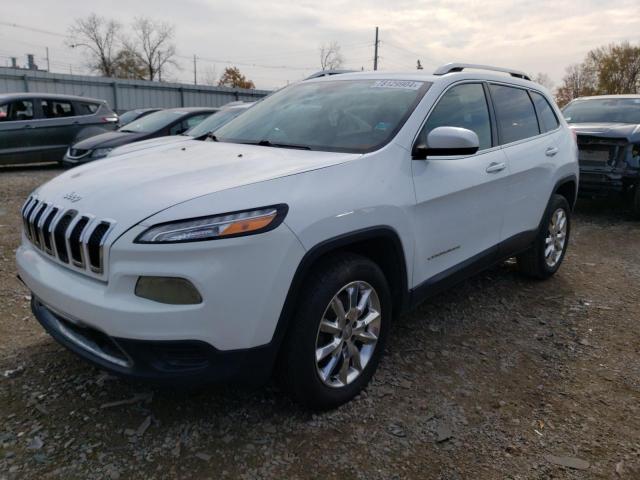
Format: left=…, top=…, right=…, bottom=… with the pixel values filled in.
left=571, top=94, right=640, bottom=101
left=162, top=107, right=219, bottom=113
left=0, top=92, right=106, bottom=103
left=303, top=69, right=540, bottom=91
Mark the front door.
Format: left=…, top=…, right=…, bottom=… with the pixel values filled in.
left=410, top=82, right=508, bottom=287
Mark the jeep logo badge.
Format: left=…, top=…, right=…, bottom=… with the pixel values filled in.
left=63, top=192, right=82, bottom=203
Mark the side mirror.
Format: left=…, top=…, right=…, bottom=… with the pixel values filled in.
left=412, top=126, right=480, bottom=160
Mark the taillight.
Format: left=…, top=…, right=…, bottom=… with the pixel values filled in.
left=570, top=127, right=577, bottom=143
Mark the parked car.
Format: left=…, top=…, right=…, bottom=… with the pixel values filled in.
left=62, top=107, right=218, bottom=167
left=17, top=64, right=578, bottom=409
left=0, top=93, right=118, bottom=165
left=563, top=95, right=640, bottom=216
left=117, top=108, right=161, bottom=127
left=106, top=102, right=253, bottom=158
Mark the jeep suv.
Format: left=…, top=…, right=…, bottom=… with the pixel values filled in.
left=16, top=64, right=578, bottom=409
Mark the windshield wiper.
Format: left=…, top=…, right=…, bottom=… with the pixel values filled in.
left=119, top=129, right=136, bottom=133
left=253, top=139, right=311, bottom=150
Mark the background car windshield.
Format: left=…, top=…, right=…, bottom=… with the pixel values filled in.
left=118, top=110, right=142, bottom=126
left=187, top=108, right=246, bottom=137
left=214, top=79, right=431, bottom=153
left=120, top=110, right=184, bottom=133
left=563, top=98, right=640, bottom=124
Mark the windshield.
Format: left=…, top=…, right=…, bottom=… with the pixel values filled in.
left=563, top=98, right=640, bottom=124
left=214, top=79, right=431, bottom=153
left=119, top=110, right=143, bottom=126
left=120, top=110, right=185, bottom=133
left=187, top=108, right=247, bottom=137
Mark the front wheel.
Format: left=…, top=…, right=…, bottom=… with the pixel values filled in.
left=517, top=194, right=571, bottom=279
left=278, top=253, right=391, bottom=410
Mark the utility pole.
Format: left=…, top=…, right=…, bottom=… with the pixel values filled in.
left=193, top=54, right=197, bottom=85
left=373, top=26, right=379, bottom=71
left=46, top=47, right=50, bottom=72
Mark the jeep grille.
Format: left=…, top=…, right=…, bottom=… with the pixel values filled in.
left=21, top=196, right=115, bottom=276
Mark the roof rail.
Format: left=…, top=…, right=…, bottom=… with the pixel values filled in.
left=433, top=63, right=531, bottom=81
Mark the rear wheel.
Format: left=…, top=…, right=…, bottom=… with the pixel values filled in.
left=517, top=194, right=571, bottom=279
left=633, top=184, right=640, bottom=219
left=279, top=253, right=391, bottom=410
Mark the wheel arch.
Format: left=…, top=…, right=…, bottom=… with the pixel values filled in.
left=271, top=226, right=409, bottom=356
left=553, top=174, right=578, bottom=211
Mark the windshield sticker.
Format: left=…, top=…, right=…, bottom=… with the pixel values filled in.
left=371, top=80, right=423, bottom=90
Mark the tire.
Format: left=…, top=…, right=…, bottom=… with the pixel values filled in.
left=517, top=194, right=571, bottom=279
left=633, top=184, right=640, bottom=219
left=278, top=253, right=391, bottom=410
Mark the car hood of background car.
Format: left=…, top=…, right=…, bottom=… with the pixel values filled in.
left=108, top=135, right=191, bottom=157
left=71, top=130, right=151, bottom=150
left=570, top=123, right=640, bottom=142
left=33, top=140, right=361, bottom=234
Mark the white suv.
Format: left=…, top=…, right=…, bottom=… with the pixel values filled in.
left=17, top=64, right=578, bottom=409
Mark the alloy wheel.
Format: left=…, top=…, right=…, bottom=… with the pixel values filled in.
left=314, top=281, right=381, bottom=388
left=545, top=207, right=567, bottom=268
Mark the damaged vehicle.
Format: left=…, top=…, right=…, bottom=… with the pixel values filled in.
left=563, top=95, right=640, bottom=216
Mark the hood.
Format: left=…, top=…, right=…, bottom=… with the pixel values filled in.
left=33, top=141, right=360, bottom=235
left=72, top=131, right=149, bottom=150
left=570, top=123, right=640, bottom=142
left=108, top=135, right=190, bottom=157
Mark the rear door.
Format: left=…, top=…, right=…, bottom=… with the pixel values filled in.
left=37, top=98, right=82, bottom=160
left=490, top=84, right=561, bottom=243
left=0, top=98, right=39, bottom=165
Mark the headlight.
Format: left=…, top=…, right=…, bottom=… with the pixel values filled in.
left=92, top=147, right=114, bottom=158
left=135, top=204, right=288, bottom=243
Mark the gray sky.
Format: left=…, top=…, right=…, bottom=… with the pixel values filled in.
left=1, top=0, right=638, bottom=90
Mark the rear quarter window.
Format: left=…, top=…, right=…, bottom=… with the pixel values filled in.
left=77, top=102, right=100, bottom=115
left=489, top=84, right=540, bottom=144
left=531, top=92, right=559, bottom=133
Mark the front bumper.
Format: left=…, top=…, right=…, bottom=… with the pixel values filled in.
left=578, top=168, right=625, bottom=197
left=17, top=218, right=306, bottom=382
left=31, top=297, right=275, bottom=385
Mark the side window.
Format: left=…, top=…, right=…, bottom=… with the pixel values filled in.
left=489, top=84, right=540, bottom=144
left=77, top=102, right=99, bottom=115
left=185, top=114, right=209, bottom=129
left=531, top=92, right=559, bottom=133
left=0, top=100, right=34, bottom=121
left=419, top=83, right=492, bottom=151
left=41, top=99, right=75, bottom=119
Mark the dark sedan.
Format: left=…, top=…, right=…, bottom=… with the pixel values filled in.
left=0, top=93, right=118, bottom=165
left=63, top=107, right=217, bottom=167
left=563, top=95, right=640, bottom=216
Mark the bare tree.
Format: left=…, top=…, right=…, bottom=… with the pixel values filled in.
left=125, top=17, right=177, bottom=81
left=201, top=65, right=218, bottom=86
left=319, top=41, right=344, bottom=71
left=555, top=63, right=597, bottom=106
left=533, top=73, right=554, bottom=91
left=68, top=14, right=121, bottom=77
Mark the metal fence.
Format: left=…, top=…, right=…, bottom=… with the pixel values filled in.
left=0, top=67, right=270, bottom=113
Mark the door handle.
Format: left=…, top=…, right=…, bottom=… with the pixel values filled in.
left=485, top=162, right=506, bottom=173
left=545, top=147, right=559, bottom=157
left=23, top=124, right=33, bottom=129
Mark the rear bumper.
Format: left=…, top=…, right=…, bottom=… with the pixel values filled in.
left=31, top=297, right=275, bottom=386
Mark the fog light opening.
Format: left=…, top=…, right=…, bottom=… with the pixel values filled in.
left=135, top=276, right=202, bottom=305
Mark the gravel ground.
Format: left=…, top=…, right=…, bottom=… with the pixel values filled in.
left=1, top=166, right=639, bottom=479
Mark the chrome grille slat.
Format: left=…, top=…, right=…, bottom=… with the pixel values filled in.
left=31, top=202, right=48, bottom=248
left=21, top=196, right=115, bottom=278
